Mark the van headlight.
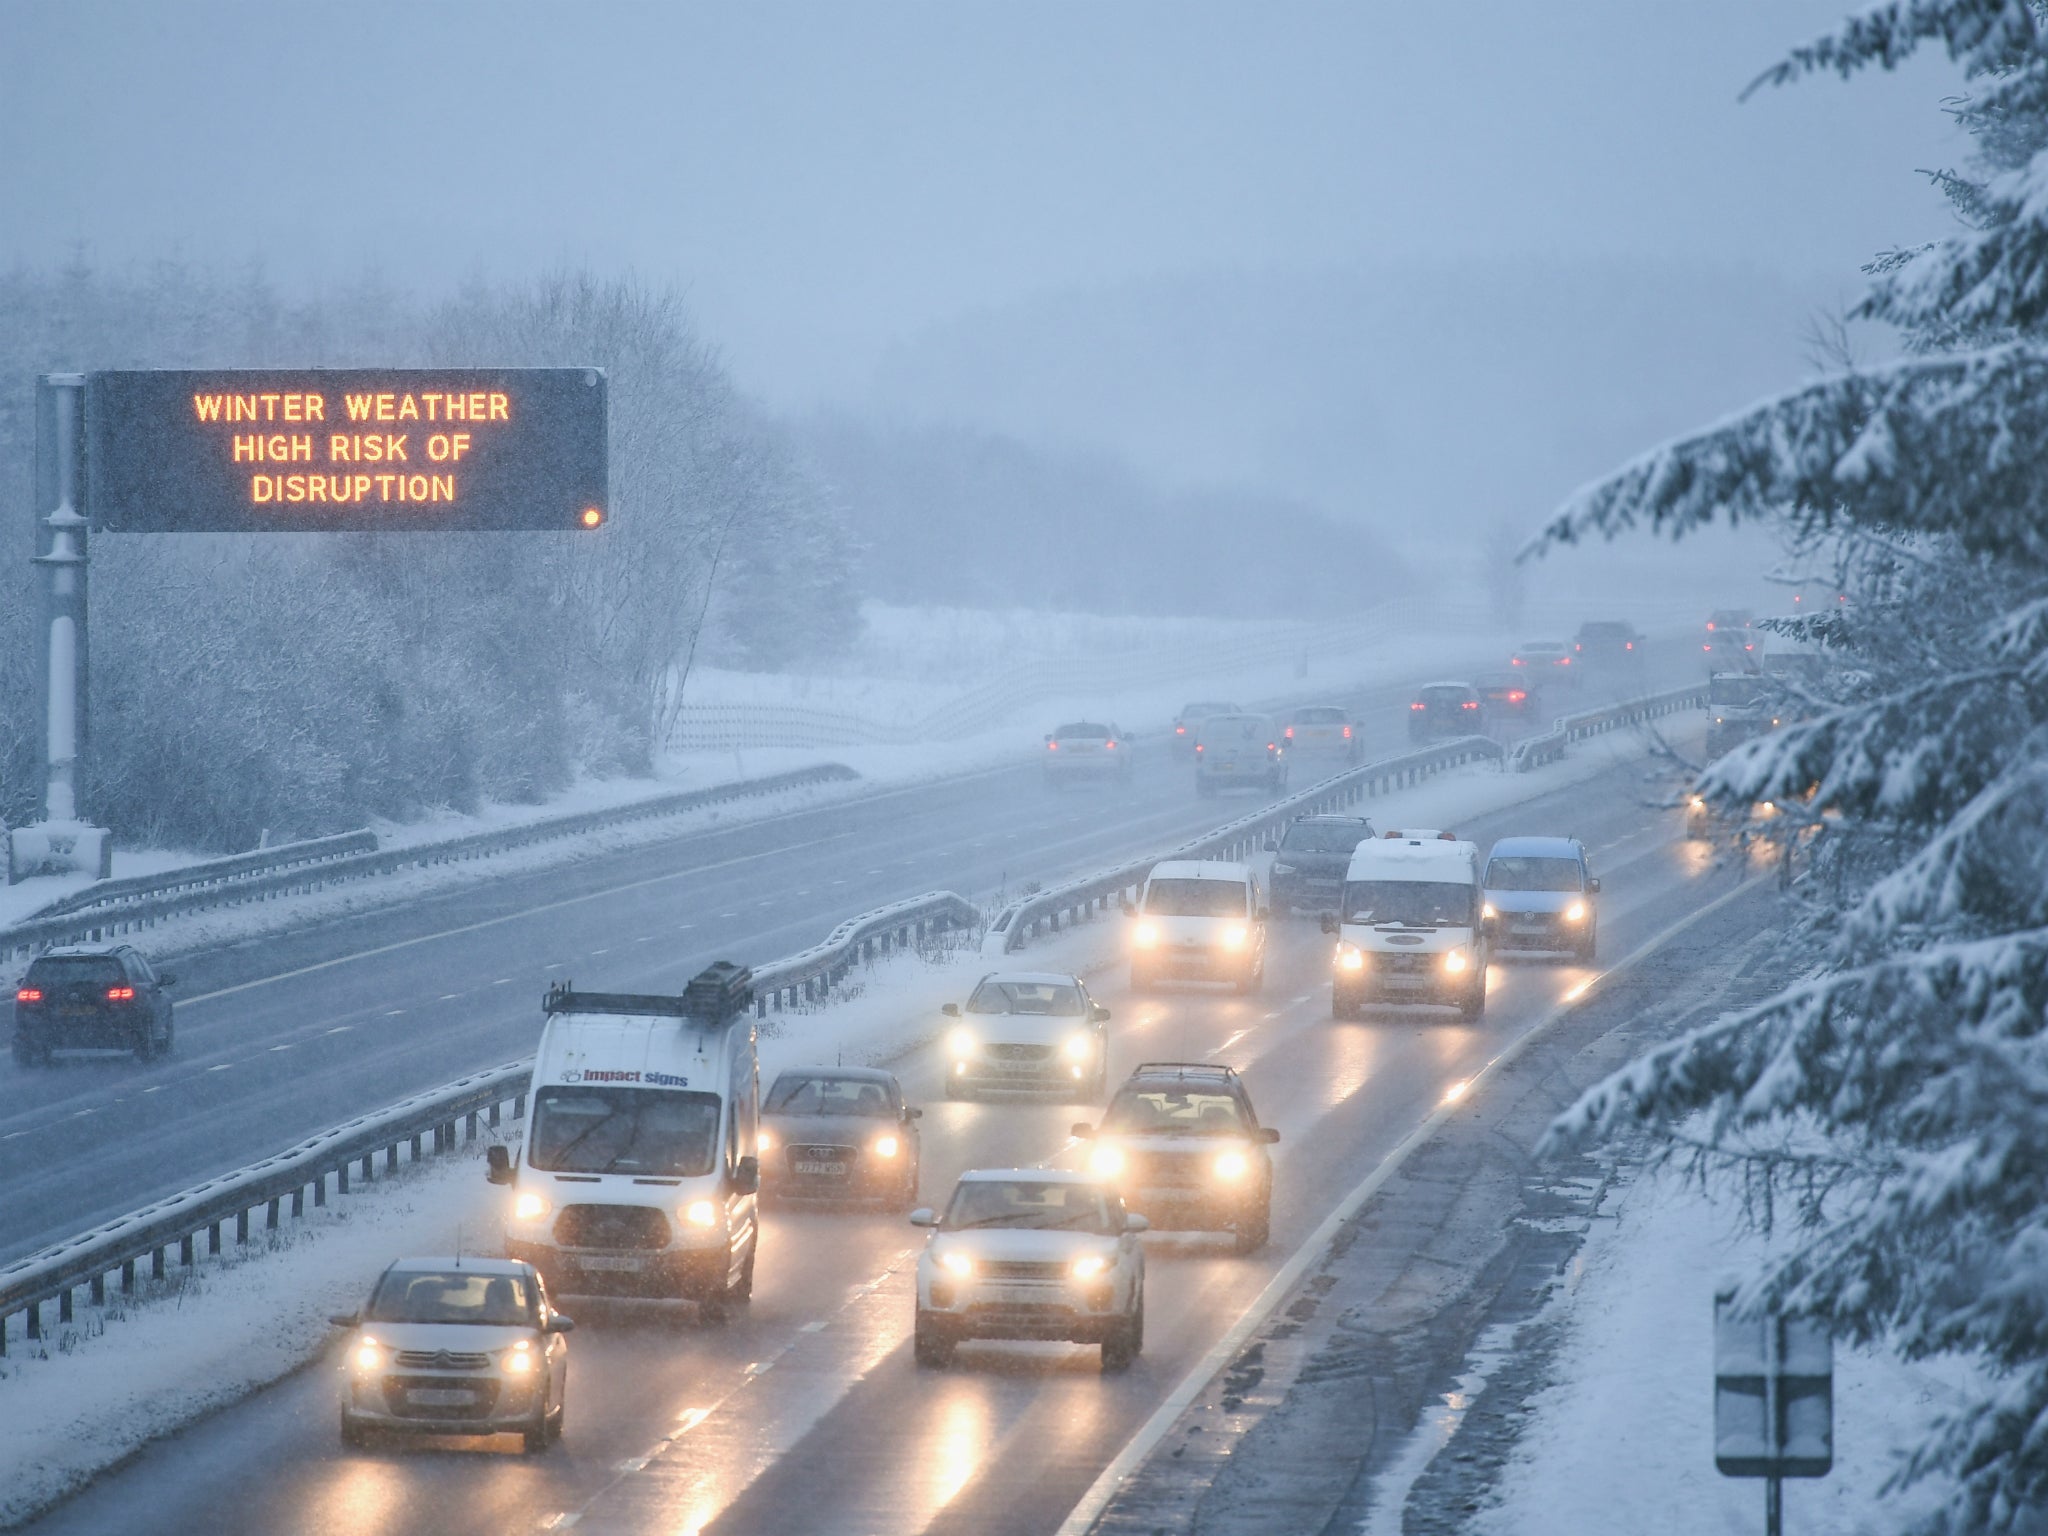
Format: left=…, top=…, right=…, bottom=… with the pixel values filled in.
left=1334, top=943, right=1364, bottom=972
left=1214, top=1150, right=1249, bottom=1181
left=758, top=1127, right=776, bottom=1154
left=1220, top=924, right=1249, bottom=949
left=1089, top=1143, right=1125, bottom=1178
left=1564, top=901, right=1587, bottom=922
left=939, top=1250, right=975, bottom=1278
left=1482, top=902, right=1497, bottom=920
left=1131, top=921, right=1160, bottom=949
left=1070, top=1254, right=1108, bottom=1281
left=948, top=1027, right=977, bottom=1058
left=513, top=1191, right=551, bottom=1222
left=1062, top=1033, right=1093, bottom=1060
left=1443, top=949, right=1469, bottom=974
left=683, top=1200, right=719, bottom=1228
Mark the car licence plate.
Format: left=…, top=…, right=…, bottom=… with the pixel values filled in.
left=575, top=1254, right=644, bottom=1273
left=793, top=1160, right=846, bottom=1176
left=407, top=1387, right=477, bottom=1407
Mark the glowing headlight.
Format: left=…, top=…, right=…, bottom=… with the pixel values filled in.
left=1443, top=948, right=1469, bottom=974
left=1070, top=1254, right=1108, bottom=1280
left=1132, top=921, right=1161, bottom=949
left=948, top=1027, right=977, bottom=1058
left=1220, top=924, right=1248, bottom=949
left=1335, top=943, right=1364, bottom=972
left=353, top=1339, right=385, bottom=1373
left=1690, top=795, right=1706, bottom=811
left=1089, top=1144, right=1126, bottom=1178
left=1214, top=1150, right=1250, bottom=1181
left=1062, top=1033, right=1093, bottom=1060
left=873, top=1134, right=901, bottom=1158
left=501, top=1341, right=536, bottom=1375
left=513, top=1191, right=551, bottom=1222
left=1564, top=901, right=1587, bottom=922
left=1482, top=902, right=1497, bottom=920
left=683, top=1200, right=718, bottom=1228
left=940, top=1250, right=975, bottom=1278
left=758, top=1128, right=776, bottom=1153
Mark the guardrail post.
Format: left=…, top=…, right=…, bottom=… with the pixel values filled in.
left=361, top=1153, right=375, bottom=1182
left=120, top=1259, right=135, bottom=1295
left=409, top=1133, right=422, bottom=1162
left=336, top=1163, right=349, bottom=1196
left=386, top=1144, right=399, bottom=1174
left=58, top=1288, right=72, bottom=1324
left=292, top=1186, right=304, bottom=1218
left=208, top=1221, right=221, bottom=1256
left=236, top=1209, right=250, bottom=1245
left=514, top=1093, right=526, bottom=1120
left=26, top=1301, right=38, bottom=1341
left=180, top=1235, right=194, bottom=1267
left=488, top=1103, right=501, bottom=1129
left=266, top=1196, right=281, bottom=1231
left=152, top=1246, right=166, bottom=1281
left=91, top=1273, right=104, bottom=1306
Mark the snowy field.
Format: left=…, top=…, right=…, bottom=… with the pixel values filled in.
left=1465, top=1157, right=1980, bottom=1536
left=0, top=742, right=1662, bottom=1528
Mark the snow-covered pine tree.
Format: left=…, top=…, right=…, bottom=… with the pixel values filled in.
left=1536, top=4, right=2048, bottom=1529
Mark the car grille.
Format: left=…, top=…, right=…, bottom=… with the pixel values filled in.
left=1381, top=951, right=1434, bottom=973
left=987, top=1043, right=1053, bottom=1062
left=978, top=1259, right=1069, bottom=1280
left=381, top=1375, right=502, bottom=1419
left=393, top=1349, right=491, bottom=1370
left=1126, top=1149, right=1207, bottom=1189
left=554, top=1204, right=672, bottom=1250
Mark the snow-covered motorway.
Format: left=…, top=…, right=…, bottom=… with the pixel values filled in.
left=0, top=655, right=1669, bottom=1264
left=14, top=736, right=1734, bottom=1536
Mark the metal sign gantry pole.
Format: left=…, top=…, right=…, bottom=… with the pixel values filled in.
left=8, top=374, right=111, bottom=883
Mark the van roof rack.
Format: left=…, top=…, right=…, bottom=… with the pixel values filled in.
left=544, top=962, right=754, bottom=1022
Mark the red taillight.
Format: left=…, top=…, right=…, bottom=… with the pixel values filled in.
left=1462, top=700, right=1479, bottom=710
left=1267, top=742, right=1277, bottom=752
left=106, top=986, right=134, bottom=1002
left=1047, top=741, right=1058, bottom=751
left=1105, top=740, right=1117, bottom=750
left=1410, top=702, right=1425, bottom=711
left=16, top=988, right=42, bottom=1003
left=1509, top=690, right=1525, bottom=702
left=1510, top=657, right=1523, bottom=666
left=1559, top=657, right=1570, bottom=665
left=1342, top=725, right=1352, bottom=738
left=1625, top=641, right=1633, bottom=650
left=1706, top=621, right=1716, bottom=631
left=1195, top=744, right=1204, bottom=753
left=1175, top=725, right=1186, bottom=735
left=1574, top=643, right=1583, bottom=652
left=1284, top=726, right=1294, bottom=739
left=1703, top=643, right=1712, bottom=651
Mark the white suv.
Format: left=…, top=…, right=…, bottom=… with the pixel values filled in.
left=939, top=971, right=1112, bottom=1100
left=1125, top=860, right=1268, bottom=993
left=910, top=1170, right=1147, bottom=1372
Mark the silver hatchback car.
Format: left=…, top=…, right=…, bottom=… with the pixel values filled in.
left=331, top=1256, right=573, bottom=1453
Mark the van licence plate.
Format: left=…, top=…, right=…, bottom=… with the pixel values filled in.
left=576, top=1254, right=644, bottom=1273
left=793, top=1161, right=846, bottom=1176
left=407, top=1387, right=477, bottom=1407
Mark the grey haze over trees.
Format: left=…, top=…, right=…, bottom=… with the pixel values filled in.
left=0, top=262, right=857, bottom=850
left=1539, top=3, right=2048, bottom=1528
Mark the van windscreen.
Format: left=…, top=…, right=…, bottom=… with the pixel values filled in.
left=1343, top=880, right=1475, bottom=927
left=528, top=1086, right=722, bottom=1177
left=1144, top=879, right=1247, bottom=917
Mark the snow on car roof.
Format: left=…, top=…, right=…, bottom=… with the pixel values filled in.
left=770, top=1064, right=898, bottom=1086
left=955, top=1167, right=1102, bottom=1185
left=1148, top=860, right=1252, bottom=880
left=977, top=971, right=1084, bottom=987
left=384, top=1255, right=529, bottom=1275
left=1487, top=836, right=1580, bottom=860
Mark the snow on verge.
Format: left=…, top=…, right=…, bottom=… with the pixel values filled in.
left=1467, top=1161, right=1982, bottom=1536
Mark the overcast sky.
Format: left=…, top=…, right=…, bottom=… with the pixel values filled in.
left=1, top=1, right=1963, bottom=404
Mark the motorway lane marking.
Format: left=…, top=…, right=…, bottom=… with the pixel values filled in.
left=269, top=1044, right=292, bottom=1052
left=1053, top=868, right=1774, bottom=1536
left=175, top=828, right=855, bottom=1010
left=384, top=1009, right=406, bottom=1016
left=439, top=992, right=462, bottom=1000
left=206, top=1064, right=232, bottom=1072
left=492, top=977, right=513, bottom=986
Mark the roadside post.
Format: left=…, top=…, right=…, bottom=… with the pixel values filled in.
left=1714, top=1289, right=1833, bottom=1536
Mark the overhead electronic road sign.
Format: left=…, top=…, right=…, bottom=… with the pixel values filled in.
left=84, top=368, right=608, bottom=532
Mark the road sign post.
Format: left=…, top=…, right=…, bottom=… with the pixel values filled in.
left=1715, top=1290, right=1833, bottom=1536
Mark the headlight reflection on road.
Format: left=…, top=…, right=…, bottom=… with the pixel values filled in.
left=928, top=1391, right=994, bottom=1510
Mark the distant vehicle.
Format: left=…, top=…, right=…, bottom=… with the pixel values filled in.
left=489, top=964, right=760, bottom=1322
left=12, top=945, right=176, bottom=1065
left=1192, top=713, right=1287, bottom=797
left=940, top=971, right=1112, bottom=1100
left=1701, top=623, right=1761, bottom=670
left=1268, top=813, right=1376, bottom=916
left=1283, top=704, right=1359, bottom=760
left=331, top=1256, right=572, bottom=1453
left=910, top=1170, right=1147, bottom=1371
left=759, top=1067, right=921, bottom=1207
left=1172, top=700, right=1241, bottom=756
left=1481, top=836, right=1599, bottom=962
left=1323, top=831, right=1489, bottom=1019
left=1408, top=681, right=1484, bottom=742
left=1474, top=673, right=1541, bottom=726
left=1705, top=608, right=1755, bottom=634
left=1125, top=860, right=1267, bottom=993
left=1072, top=1061, right=1279, bottom=1254
left=1573, top=620, right=1644, bottom=663
left=1509, top=640, right=1577, bottom=685
left=1043, top=721, right=1132, bottom=787
left=1706, top=671, right=1774, bottom=756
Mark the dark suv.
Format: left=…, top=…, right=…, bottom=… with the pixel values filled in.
left=12, top=947, right=177, bottom=1065
left=1408, top=682, right=1483, bottom=742
left=1269, top=814, right=1375, bottom=915
left=1573, top=621, right=1644, bottom=663
left=1072, top=1062, right=1279, bottom=1254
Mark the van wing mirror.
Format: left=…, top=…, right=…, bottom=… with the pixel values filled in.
left=1071, top=1122, right=1096, bottom=1139
left=1318, top=912, right=1339, bottom=935
left=547, top=1314, right=576, bottom=1334
left=940, top=1002, right=960, bottom=1018
left=485, top=1145, right=514, bottom=1185
left=1092, top=1004, right=1111, bottom=1023
left=1587, top=876, right=1602, bottom=893
left=1259, top=1126, right=1281, bottom=1145
left=908, top=1208, right=938, bottom=1227
left=734, top=1155, right=761, bottom=1196
left=904, top=1105, right=924, bottom=1121
left=327, top=1311, right=360, bottom=1329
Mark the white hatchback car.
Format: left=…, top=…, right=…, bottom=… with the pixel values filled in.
left=911, top=1170, right=1147, bottom=1372
left=940, top=971, right=1112, bottom=1099
left=330, top=1257, right=573, bottom=1453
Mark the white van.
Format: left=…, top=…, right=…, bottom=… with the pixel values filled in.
left=489, top=964, right=761, bottom=1320
left=1322, top=833, right=1490, bottom=1019
left=1125, top=859, right=1267, bottom=993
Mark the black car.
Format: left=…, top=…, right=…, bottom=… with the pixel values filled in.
left=1475, top=673, right=1541, bottom=726
left=13, top=946, right=176, bottom=1065
left=1268, top=814, right=1375, bottom=915
left=1407, top=682, right=1484, bottom=742
left=1072, top=1062, right=1279, bottom=1255
left=759, top=1066, right=922, bottom=1206
left=1572, top=620, right=1644, bottom=663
